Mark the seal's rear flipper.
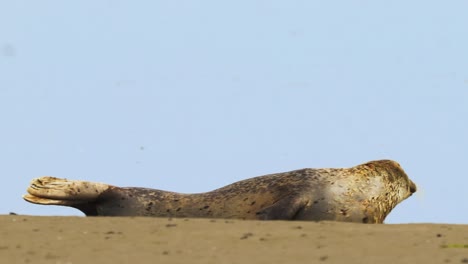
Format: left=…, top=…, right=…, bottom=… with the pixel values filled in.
left=25, top=176, right=110, bottom=201
left=23, top=176, right=111, bottom=216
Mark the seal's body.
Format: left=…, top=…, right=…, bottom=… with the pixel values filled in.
left=23, top=160, right=416, bottom=223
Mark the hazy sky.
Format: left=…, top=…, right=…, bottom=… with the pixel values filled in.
left=1, top=1, right=467, bottom=223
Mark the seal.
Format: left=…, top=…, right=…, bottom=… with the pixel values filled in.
left=23, top=159, right=417, bottom=223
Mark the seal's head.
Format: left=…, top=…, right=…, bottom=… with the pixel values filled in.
left=356, top=159, right=417, bottom=223
left=362, top=159, right=416, bottom=196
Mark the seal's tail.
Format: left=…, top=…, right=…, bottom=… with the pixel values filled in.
left=23, top=176, right=110, bottom=206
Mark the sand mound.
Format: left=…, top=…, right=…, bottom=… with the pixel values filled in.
left=1, top=215, right=467, bottom=264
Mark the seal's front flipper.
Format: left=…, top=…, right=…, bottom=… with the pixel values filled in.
left=255, top=195, right=306, bottom=220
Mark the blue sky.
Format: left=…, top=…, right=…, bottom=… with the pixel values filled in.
left=1, top=1, right=467, bottom=223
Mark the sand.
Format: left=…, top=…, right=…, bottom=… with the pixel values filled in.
left=1, top=215, right=467, bottom=264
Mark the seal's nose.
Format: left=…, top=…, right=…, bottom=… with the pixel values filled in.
left=409, top=181, right=417, bottom=193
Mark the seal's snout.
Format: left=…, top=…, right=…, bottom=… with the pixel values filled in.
left=409, top=181, right=417, bottom=194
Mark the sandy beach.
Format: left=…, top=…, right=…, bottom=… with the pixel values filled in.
left=1, top=215, right=467, bottom=264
